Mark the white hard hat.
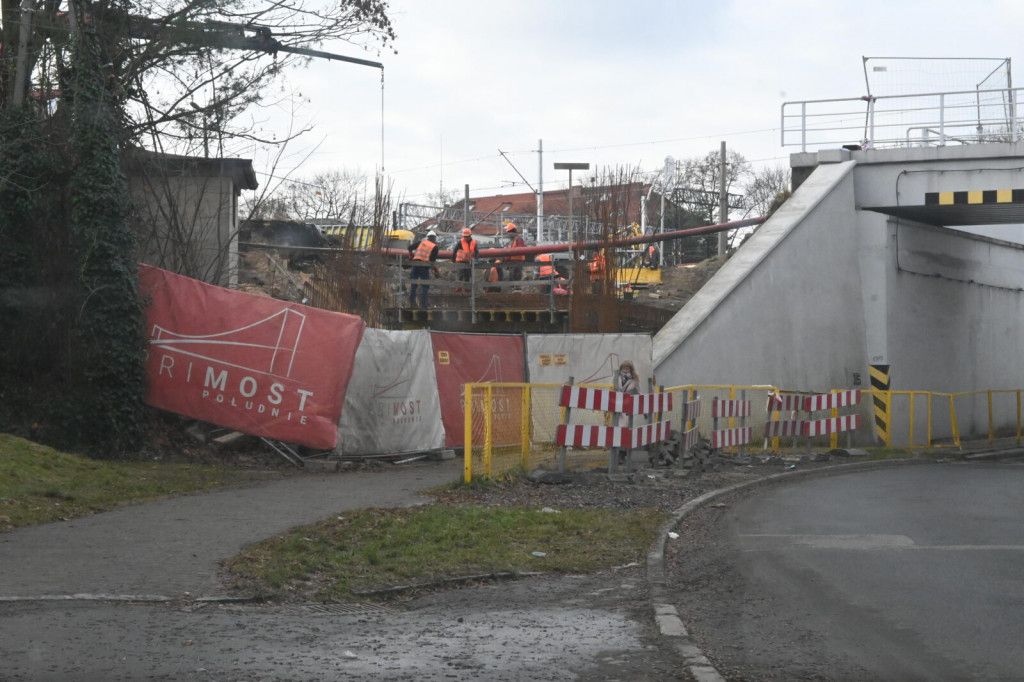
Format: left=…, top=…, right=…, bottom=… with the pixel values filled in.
left=426, top=230, right=437, bottom=238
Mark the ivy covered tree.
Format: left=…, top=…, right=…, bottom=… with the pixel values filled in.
left=0, top=0, right=396, bottom=455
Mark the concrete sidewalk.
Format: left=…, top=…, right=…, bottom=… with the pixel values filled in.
left=0, top=459, right=463, bottom=600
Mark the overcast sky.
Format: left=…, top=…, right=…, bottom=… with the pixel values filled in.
left=238, top=0, right=1024, bottom=205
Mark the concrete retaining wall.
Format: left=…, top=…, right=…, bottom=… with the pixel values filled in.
left=654, top=149, right=1024, bottom=445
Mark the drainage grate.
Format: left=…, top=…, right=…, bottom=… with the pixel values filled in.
left=302, top=602, right=394, bottom=616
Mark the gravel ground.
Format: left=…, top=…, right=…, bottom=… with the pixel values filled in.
left=431, top=463, right=777, bottom=513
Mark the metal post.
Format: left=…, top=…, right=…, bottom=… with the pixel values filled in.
left=718, top=141, right=728, bottom=256
left=568, top=168, right=574, bottom=256
left=470, top=257, right=476, bottom=316
left=1009, top=65, right=1018, bottom=143
left=537, top=139, right=544, bottom=243
left=739, top=389, right=747, bottom=461
left=801, top=102, right=807, bottom=152
left=555, top=162, right=590, bottom=264
left=939, top=93, right=947, bottom=145
left=557, top=376, right=574, bottom=473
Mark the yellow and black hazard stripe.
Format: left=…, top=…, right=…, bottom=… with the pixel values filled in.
left=869, top=365, right=891, bottom=445
left=925, top=189, right=1024, bottom=205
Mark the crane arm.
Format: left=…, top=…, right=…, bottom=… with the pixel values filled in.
left=126, top=16, right=383, bottom=68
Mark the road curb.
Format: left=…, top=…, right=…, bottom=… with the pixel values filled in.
left=646, top=457, right=936, bottom=681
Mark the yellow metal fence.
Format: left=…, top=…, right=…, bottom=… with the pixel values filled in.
left=462, top=383, right=1024, bottom=481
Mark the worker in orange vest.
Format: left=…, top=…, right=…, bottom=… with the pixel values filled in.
left=407, top=230, right=439, bottom=308
left=452, top=227, right=479, bottom=289
left=505, top=223, right=526, bottom=281
left=536, top=253, right=555, bottom=293
left=485, top=259, right=503, bottom=293
left=588, top=250, right=606, bottom=294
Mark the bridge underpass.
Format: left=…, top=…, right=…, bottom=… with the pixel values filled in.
left=653, top=141, right=1024, bottom=446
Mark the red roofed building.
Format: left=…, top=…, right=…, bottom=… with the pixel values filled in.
left=407, top=182, right=676, bottom=244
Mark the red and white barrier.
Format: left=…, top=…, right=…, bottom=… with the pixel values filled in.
left=633, top=392, right=674, bottom=415
left=556, top=424, right=629, bottom=448
left=764, top=420, right=803, bottom=438
left=711, top=398, right=751, bottom=418
left=802, top=414, right=861, bottom=437
left=804, top=390, right=860, bottom=413
left=559, top=385, right=628, bottom=412
left=633, top=420, right=672, bottom=448
left=711, top=427, right=753, bottom=449
left=682, top=399, right=701, bottom=422
left=556, top=420, right=671, bottom=449
left=765, top=390, right=863, bottom=442
left=679, top=426, right=700, bottom=451
left=559, top=385, right=672, bottom=415
left=767, top=392, right=808, bottom=412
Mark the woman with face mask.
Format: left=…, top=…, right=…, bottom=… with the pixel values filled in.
left=614, top=361, right=639, bottom=408
left=612, top=361, right=640, bottom=469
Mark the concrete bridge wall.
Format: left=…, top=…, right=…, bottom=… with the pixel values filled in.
left=653, top=147, right=1024, bottom=444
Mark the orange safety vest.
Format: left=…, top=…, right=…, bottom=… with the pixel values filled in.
left=487, top=260, right=502, bottom=282
left=507, top=236, right=526, bottom=261
left=412, top=239, right=435, bottom=261
left=588, top=252, right=605, bottom=273
left=536, top=254, right=555, bottom=278
left=456, top=237, right=478, bottom=263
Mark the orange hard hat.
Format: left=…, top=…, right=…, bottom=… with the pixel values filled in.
left=504, top=223, right=517, bottom=233
left=462, top=227, right=471, bottom=237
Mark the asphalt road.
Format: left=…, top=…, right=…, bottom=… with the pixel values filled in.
left=669, top=461, right=1024, bottom=681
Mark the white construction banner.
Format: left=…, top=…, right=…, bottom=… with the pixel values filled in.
left=336, top=329, right=445, bottom=456
left=525, top=333, right=654, bottom=387
left=526, top=333, right=654, bottom=441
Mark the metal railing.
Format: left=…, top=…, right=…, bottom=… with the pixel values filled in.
left=782, top=86, right=1023, bottom=151
left=462, top=383, right=1024, bottom=480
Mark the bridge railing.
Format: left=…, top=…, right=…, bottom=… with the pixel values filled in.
left=781, top=86, right=1024, bottom=152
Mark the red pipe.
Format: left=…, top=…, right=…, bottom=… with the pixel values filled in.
left=387, top=216, right=766, bottom=260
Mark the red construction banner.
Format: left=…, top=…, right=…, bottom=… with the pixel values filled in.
left=430, top=332, right=525, bottom=448
left=139, top=265, right=366, bottom=449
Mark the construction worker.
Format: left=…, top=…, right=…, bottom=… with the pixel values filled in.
left=642, top=244, right=660, bottom=269
left=452, top=227, right=479, bottom=288
left=536, top=253, right=555, bottom=293
left=588, top=251, right=606, bottom=276
left=484, top=259, right=503, bottom=293
left=504, top=222, right=526, bottom=281
left=407, top=230, right=439, bottom=308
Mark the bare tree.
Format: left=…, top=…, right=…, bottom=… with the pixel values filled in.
left=424, top=186, right=462, bottom=210
left=673, top=149, right=751, bottom=224
left=283, top=169, right=374, bottom=222
left=742, top=164, right=791, bottom=219
left=0, top=0, right=396, bottom=153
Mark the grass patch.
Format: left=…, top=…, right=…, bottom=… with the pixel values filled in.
left=225, top=503, right=666, bottom=602
left=0, top=433, right=273, bottom=528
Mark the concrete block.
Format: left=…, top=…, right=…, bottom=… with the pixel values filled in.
left=817, top=148, right=852, bottom=164
left=655, top=613, right=689, bottom=637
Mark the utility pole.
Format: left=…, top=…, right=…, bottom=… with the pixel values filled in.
left=537, top=139, right=544, bottom=243
left=718, top=141, right=728, bottom=256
